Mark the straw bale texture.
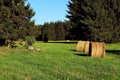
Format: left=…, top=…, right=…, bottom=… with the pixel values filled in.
left=76, top=41, right=90, bottom=53
left=76, top=41, right=86, bottom=52
left=84, top=41, right=90, bottom=53
left=89, top=42, right=106, bottom=57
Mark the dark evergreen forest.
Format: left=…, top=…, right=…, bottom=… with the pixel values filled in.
left=0, top=0, right=120, bottom=44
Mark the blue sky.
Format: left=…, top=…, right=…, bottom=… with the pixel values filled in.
left=26, top=0, right=70, bottom=25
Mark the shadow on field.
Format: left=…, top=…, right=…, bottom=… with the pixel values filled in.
left=71, top=49, right=88, bottom=57
left=71, top=49, right=76, bottom=52
left=106, top=50, right=120, bottom=56
left=74, top=54, right=88, bottom=57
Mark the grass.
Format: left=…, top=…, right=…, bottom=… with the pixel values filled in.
left=0, top=42, right=120, bottom=80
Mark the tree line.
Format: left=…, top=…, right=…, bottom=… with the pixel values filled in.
left=37, top=0, right=120, bottom=43
left=0, top=0, right=120, bottom=45
left=36, top=21, right=72, bottom=41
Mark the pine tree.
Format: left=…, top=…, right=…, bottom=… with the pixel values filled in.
left=0, top=0, right=35, bottom=42
left=66, top=0, right=120, bottom=42
left=48, top=22, right=56, bottom=40
left=39, top=21, right=71, bottom=40
left=66, top=0, right=92, bottom=40
left=54, top=21, right=66, bottom=40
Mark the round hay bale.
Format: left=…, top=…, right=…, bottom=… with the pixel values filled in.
left=97, top=42, right=106, bottom=57
left=84, top=41, right=90, bottom=53
left=76, top=41, right=86, bottom=52
left=89, top=42, right=106, bottom=57
left=76, top=41, right=90, bottom=52
left=89, top=42, right=97, bottom=57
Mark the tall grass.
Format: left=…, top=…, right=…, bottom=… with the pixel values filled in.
left=0, top=42, right=119, bottom=80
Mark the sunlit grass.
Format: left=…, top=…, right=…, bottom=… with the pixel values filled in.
left=0, top=42, right=119, bottom=80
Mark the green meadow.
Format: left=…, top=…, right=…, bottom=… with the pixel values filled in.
left=0, top=42, right=120, bottom=80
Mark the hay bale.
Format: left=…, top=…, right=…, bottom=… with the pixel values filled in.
left=76, top=41, right=90, bottom=52
left=84, top=41, right=90, bottom=53
left=89, top=42, right=106, bottom=57
left=89, top=42, right=97, bottom=57
left=76, top=41, right=86, bottom=52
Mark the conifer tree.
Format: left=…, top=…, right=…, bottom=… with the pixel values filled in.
left=66, top=0, right=120, bottom=42
left=0, top=0, right=35, bottom=42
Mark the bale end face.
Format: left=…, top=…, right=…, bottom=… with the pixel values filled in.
left=89, top=42, right=106, bottom=58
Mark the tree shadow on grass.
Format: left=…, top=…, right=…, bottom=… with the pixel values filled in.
left=71, top=49, right=88, bottom=57
left=106, top=50, right=120, bottom=56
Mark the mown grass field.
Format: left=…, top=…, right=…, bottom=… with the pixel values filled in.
left=0, top=42, right=120, bottom=80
